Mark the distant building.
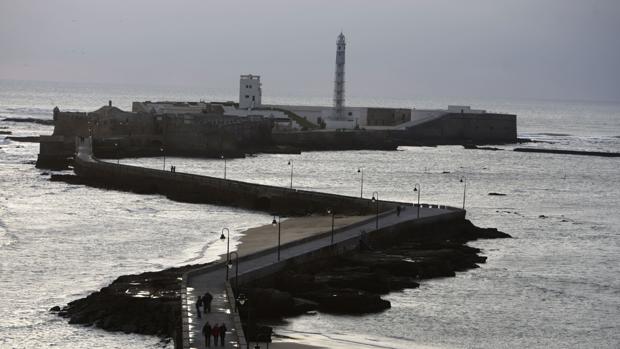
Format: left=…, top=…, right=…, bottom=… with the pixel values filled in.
left=239, top=74, right=262, bottom=109
left=447, top=105, right=486, bottom=114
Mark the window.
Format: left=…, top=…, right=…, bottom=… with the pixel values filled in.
left=245, top=95, right=249, bottom=98
left=348, top=112, right=352, bottom=116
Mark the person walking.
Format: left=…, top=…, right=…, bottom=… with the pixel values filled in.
left=219, top=323, right=227, bottom=346
left=211, top=323, right=220, bottom=346
left=203, top=292, right=213, bottom=313
left=195, top=295, right=203, bottom=318
left=202, top=321, right=212, bottom=347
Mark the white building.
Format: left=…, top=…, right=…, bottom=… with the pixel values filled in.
left=239, top=74, right=262, bottom=109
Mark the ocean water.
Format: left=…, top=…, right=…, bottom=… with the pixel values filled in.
left=0, top=80, right=619, bottom=348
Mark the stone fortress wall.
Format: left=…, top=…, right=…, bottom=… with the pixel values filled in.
left=37, top=104, right=273, bottom=168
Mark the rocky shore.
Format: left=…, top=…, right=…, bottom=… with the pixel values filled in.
left=51, top=263, right=210, bottom=347
left=52, top=219, right=508, bottom=347
left=236, top=219, right=509, bottom=341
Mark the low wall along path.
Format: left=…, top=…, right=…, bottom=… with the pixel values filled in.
left=73, top=137, right=465, bottom=348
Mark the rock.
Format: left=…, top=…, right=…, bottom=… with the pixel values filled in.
left=56, top=263, right=207, bottom=346
left=461, top=220, right=511, bottom=240
left=49, top=305, right=61, bottom=312
left=314, top=266, right=391, bottom=294
left=8, top=136, right=40, bottom=142
left=242, top=288, right=296, bottom=318
left=298, top=288, right=391, bottom=314
left=488, top=192, right=507, bottom=196
left=1, top=117, right=54, bottom=125
left=274, top=272, right=315, bottom=293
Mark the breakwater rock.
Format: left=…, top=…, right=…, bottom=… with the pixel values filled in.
left=2, top=117, right=54, bottom=125
left=237, top=219, right=510, bottom=329
left=52, top=263, right=210, bottom=348
left=53, top=220, right=508, bottom=346
left=514, top=147, right=620, bottom=157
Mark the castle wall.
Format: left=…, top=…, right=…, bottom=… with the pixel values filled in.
left=272, top=129, right=398, bottom=151
left=38, top=106, right=274, bottom=168
left=403, top=112, right=517, bottom=144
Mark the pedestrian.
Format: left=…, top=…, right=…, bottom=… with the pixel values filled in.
left=219, top=323, right=227, bottom=346
left=396, top=205, right=401, bottom=216
left=195, top=295, right=203, bottom=318
left=202, top=321, right=212, bottom=347
left=203, top=292, right=213, bottom=313
left=211, top=323, right=220, bottom=346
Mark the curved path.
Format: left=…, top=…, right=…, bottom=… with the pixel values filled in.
left=73, top=137, right=464, bottom=349
left=182, top=203, right=458, bottom=349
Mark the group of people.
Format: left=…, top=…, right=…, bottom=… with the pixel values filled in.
left=202, top=322, right=227, bottom=347
left=195, top=292, right=213, bottom=318
left=196, top=292, right=227, bottom=346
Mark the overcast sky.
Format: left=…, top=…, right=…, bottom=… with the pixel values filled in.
left=1, top=0, right=619, bottom=102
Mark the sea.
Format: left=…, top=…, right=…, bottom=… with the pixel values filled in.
left=1, top=79, right=618, bottom=349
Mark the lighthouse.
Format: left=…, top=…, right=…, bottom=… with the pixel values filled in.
left=332, top=32, right=346, bottom=120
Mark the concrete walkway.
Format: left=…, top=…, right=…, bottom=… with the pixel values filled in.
left=183, top=205, right=452, bottom=349
left=74, top=137, right=460, bottom=348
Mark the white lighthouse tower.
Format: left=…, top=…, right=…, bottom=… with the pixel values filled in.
left=332, top=32, right=346, bottom=120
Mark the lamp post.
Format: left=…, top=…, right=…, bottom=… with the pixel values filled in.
left=287, top=160, right=293, bottom=189
left=460, top=176, right=467, bottom=210
left=236, top=293, right=250, bottom=349
left=371, top=191, right=379, bottom=231
left=160, top=146, right=166, bottom=171
left=327, top=209, right=335, bottom=244
left=237, top=294, right=251, bottom=349
left=272, top=215, right=281, bottom=261
left=114, top=142, right=119, bottom=165
left=413, top=183, right=421, bottom=218
left=221, top=155, right=227, bottom=179
left=220, top=228, right=230, bottom=279
left=227, top=251, right=239, bottom=308
left=357, top=168, right=364, bottom=198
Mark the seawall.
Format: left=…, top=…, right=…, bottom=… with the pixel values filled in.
left=401, top=112, right=517, bottom=145
left=73, top=137, right=400, bottom=215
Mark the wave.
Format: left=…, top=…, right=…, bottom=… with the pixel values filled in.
left=181, top=233, right=222, bottom=264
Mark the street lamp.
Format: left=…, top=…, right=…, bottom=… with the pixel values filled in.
left=371, top=191, right=379, bottom=231
left=236, top=293, right=251, bottom=349
left=272, top=215, right=282, bottom=261
left=357, top=168, right=364, bottom=198
left=227, top=251, right=239, bottom=307
left=287, top=160, right=293, bottom=189
left=460, top=176, right=467, bottom=210
left=160, top=146, right=166, bottom=171
left=327, top=209, right=335, bottom=244
left=413, top=183, right=421, bottom=218
left=221, top=155, right=227, bottom=179
left=114, top=142, right=119, bottom=165
left=220, top=228, right=230, bottom=279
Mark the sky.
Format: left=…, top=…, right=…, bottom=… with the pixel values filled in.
left=1, top=0, right=619, bottom=102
